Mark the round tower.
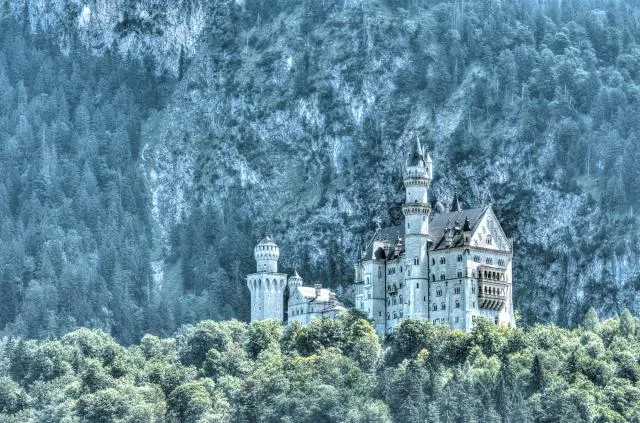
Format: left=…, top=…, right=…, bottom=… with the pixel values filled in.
left=403, top=137, right=432, bottom=320
left=254, top=235, right=279, bottom=273
left=247, top=236, right=288, bottom=322
left=403, top=137, right=432, bottom=236
left=288, top=269, right=303, bottom=288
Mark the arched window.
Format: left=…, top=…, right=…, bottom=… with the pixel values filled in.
left=431, top=274, right=436, bottom=282
left=440, top=274, right=446, bottom=281
left=440, top=257, right=446, bottom=264
left=474, top=255, right=480, bottom=263
left=455, top=300, right=460, bottom=308
left=457, top=255, right=462, bottom=262
left=454, top=287, right=460, bottom=294
left=432, top=303, right=438, bottom=311
left=441, top=302, right=446, bottom=310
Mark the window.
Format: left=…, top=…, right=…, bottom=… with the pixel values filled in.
left=454, top=287, right=460, bottom=294
left=455, top=316, right=459, bottom=323
left=486, top=257, right=493, bottom=264
left=457, top=271, right=463, bottom=278
left=400, top=266, right=403, bottom=272
left=360, top=302, right=364, bottom=309
left=432, top=258, right=435, bottom=265
left=457, top=255, right=462, bottom=262
left=399, top=311, right=404, bottom=318
left=366, top=277, right=370, bottom=285
left=441, top=302, right=446, bottom=310
left=393, top=298, right=397, bottom=305
left=416, top=283, right=420, bottom=288
left=423, top=296, right=427, bottom=301
left=433, top=319, right=438, bottom=324
left=487, top=236, right=492, bottom=245
left=431, top=275, right=435, bottom=282
left=393, top=312, right=397, bottom=319
left=474, top=256, right=480, bottom=263
left=367, top=293, right=371, bottom=299
left=387, top=312, right=390, bottom=320
left=379, top=311, right=382, bottom=316
left=472, top=286, right=476, bottom=294
left=436, top=289, right=443, bottom=296
left=440, top=257, right=446, bottom=264
left=440, top=274, right=446, bottom=281
left=455, top=300, right=460, bottom=308
left=414, top=257, right=420, bottom=265
left=472, top=269, right=476, bottom=277
left=399, top=295, right=403, bottom=304
left=378, top=268, right=382, bottom=277
left=432, top=303, right=438, bottom=311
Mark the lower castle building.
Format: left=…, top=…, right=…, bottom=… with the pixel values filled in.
left=247, top=139, right=515, bottom=335
left=246, top=236, right=345, bottom=325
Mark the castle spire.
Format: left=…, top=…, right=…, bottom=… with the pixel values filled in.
left=407, top=135, right=425, bottom=166
left=451, top=192, right=462, bottom=212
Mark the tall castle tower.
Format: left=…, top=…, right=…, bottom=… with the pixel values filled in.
left=246, top=236, right=289, bottom=321
left=402, top=137, right=432, bottom=320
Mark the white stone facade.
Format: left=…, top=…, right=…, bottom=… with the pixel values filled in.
left=247, top=237, right=344, bottom=324
left=248, top=140, right=515, bottom=334
left=354, top=139, right=515, bottom=335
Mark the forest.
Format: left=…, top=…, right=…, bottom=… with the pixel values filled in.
left=0, top=0, right=639, bottom=345
left=0, top=310, right=638, bottom=422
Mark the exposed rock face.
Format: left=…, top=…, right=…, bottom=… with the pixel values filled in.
left=11, top=0, right=640, bottom=327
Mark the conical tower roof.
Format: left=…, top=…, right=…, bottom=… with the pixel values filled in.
left=407, top=136, right=425, bottom=166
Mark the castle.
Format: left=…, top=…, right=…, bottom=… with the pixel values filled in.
left=247, top=139, right=515, bottom=334
left=246, top=236, right=345, bottom=325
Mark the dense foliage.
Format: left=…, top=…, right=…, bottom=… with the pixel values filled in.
left=0, top=310, right=639, bottom=422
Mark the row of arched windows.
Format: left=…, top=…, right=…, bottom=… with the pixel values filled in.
left=483, top=285, right=506, bottom=296
left=432, top=301, right=461, bottom=311
left=257, top=245, right=277, bottom=251
left=481, top=270, right=505, bottom=281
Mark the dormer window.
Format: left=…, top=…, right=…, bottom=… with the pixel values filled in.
left=487, top=236, right=492, bottom=245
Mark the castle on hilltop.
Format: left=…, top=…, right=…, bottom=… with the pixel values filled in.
left=247, top=139, right=515, bottom=334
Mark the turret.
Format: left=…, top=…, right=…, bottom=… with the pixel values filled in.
left=289, top=269, right=303, bottom=288
left=403, top=137, right=432, bottom=236
left=254, top=235, right=279, bottom=273
left=402, top=137, right=432, bottom=322
left=247, top=235, right=287, bottom=322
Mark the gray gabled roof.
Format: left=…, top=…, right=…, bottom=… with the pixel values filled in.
left=361, top=207, right=489, bottom=259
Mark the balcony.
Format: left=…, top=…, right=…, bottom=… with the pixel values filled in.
left=477, top=280, right=508, bottom=310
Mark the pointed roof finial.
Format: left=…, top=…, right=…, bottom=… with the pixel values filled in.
left=407, top=135, right=425, bottom=166
left=451, top=191, right=462, bottom=212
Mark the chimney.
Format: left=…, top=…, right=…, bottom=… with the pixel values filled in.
left=314, top=283, right=322, bottom=299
